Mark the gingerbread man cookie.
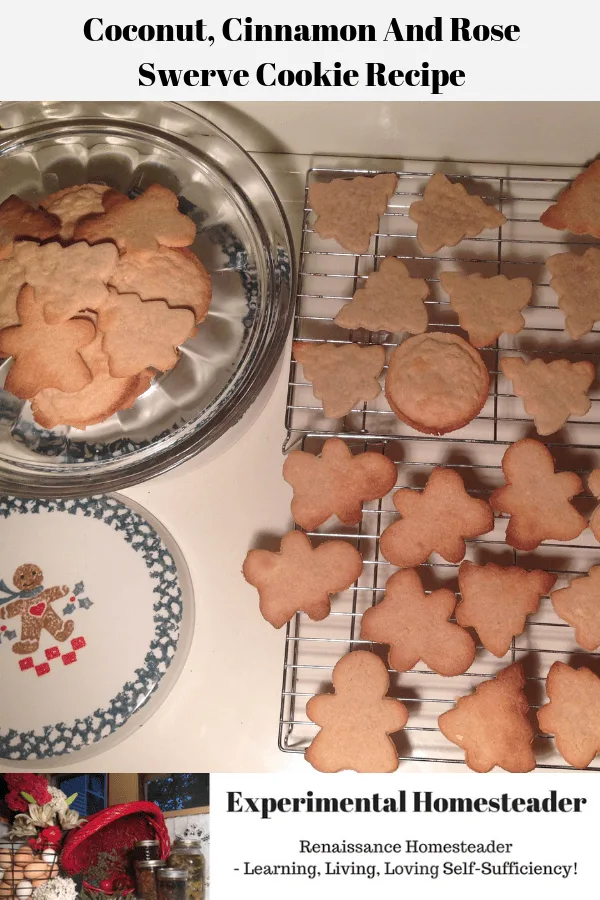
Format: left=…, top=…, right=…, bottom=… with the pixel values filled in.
left=438, top=662, right=536, bottom=773
left=282, top=438, right=397, bottom=531
left=293, top=341, right=385, bottom=419
left=456, top=561, right=557, bottom=657
left=242, top=530, right=363, bottom=629
left=308, top=173, right=398, bottom=254
left=361, top=568, right=476, bottom=676
left=0, top=564, right=73, bottom=655
left=537, top=662, right=600, bottom=769
left=540, top=159, right=600, bottom=237
left=334, top=257, right=429, bottom=335
left=588, top=469, right=600, bottom=542
left=489, top=439, right=586, bottom=551
left=40, top=183, right=125, bottom=240
left=551, top=566, right=600, bottom=651
left=380, top=467, right=494, bottom=567
left=305, top=650, right=409, bottom=773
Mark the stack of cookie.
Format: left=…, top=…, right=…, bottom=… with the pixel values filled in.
left=0, top=183, right=211, bottom=429
left=245, top=161, right=600, bottom=773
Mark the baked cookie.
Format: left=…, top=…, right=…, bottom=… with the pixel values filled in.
left=334, top=257, right=429, bottom=334
left=361, top=568, right=476, bottom=676
left=293, top=341, right=385, bottom=418
left=438, top=662, right=536, bottom=772
left=242, top=530, right=362, bottom=629
left=0, top=195, right=60, bottom=260
left=379, top=466, right=494, bottom=567
left=408, top=173, right=506, bottom=254
left=0, top=254, right=25, bottom=330
left=440, top=271, right=532, bottom=348
left=456, top=561, right=557, bottom=657
left=12, top=240, right=118, bottom=324
left=551, top=566, right=600, bottom=651
left=282, top=437, right=397, bottom=531
left=305, top=650, right=408, bottom=773
left=490, top=439, right=586, bottom=551
left=74, top=183, right=196, bottom=253
left=30, top=333, right=153, bottom=430
left=0, top=285, right=95, bottom=398
left=109, top=246, right=212, bottom=324
left=40, top=183, right=125, bottom=240
left=500, top=356, right=595, bottom=436
left=385, top=332, right=489, bottom=435
left=537, top=661, right=600, bottom=769
left=308, top=173, right=398, bottom=254
left=98, top=289, right=195, bottom=377
left=547, top=248, right=600, bottom=339
left=540, top=159, right=600, bottom=236
left=588, top=469, right=600, bottom=542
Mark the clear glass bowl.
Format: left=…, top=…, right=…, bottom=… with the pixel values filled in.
left=0, top=102, right=294, bottom=496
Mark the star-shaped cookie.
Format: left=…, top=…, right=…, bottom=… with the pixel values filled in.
left=500, top=356, right=595, bottom=436
left=540, top=159, right=600, bottom=237
left=547, top=247, right=600, bottom=339
left=361, top=568, right=476, bottom=676
left=538, top=662, right=600, bottom=768
left=379, top=466, right=494, bottom=567
left=440, top=271, right=532, bottom=347
left=242, top=530, right=363, bottom=628
left=409, top=173, right=506, bottom=254
left=334, top=257, right=429, bottom=334
left=293, top=341, right=385, bottom=418
left=308, top=173, right=398, bottom=254
left=489, top=439, right=586, bottom=551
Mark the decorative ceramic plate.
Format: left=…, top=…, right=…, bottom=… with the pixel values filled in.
left=0, top=494, right=194, bottom=765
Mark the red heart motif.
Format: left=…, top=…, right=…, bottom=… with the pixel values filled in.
left=29, top=601, right=46, bottom=617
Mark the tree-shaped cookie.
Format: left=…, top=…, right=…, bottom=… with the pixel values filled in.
left=540, top=159, right=600, bottom=237
left=547, top=248, right=600, bottom=338
left=0, top=254, right=25, bottom=330
left=440, top=271, right=532, bottom=347
left=282, top=437, right=397, bottom=531
left=74, top=183, right=196, bottom=253
left=293, top=341, right=385, bottom=418
left=551, top=566, right=600, bottom=651
left=334, top=257, right=429, bottom=334
left=0, top=195, right=60, bottom=260
left=361, top=568, right=475, bottom=676
left=538, top=662, right=600, bottom=768
left=98, top=290, right=195, bottom=377
left=0, top=285, right=95, bottom=398
left=379, top=467, right=494, bottom=567
left=438, top=662, right=535, bottom=772
left=456, top=561, right=557, bottom=657
left=490, top=439, right=585, bottom=551
left=408, top=173, right=506, bottom=254
left=308, top=173, right=398, bottom=254
left=588, top=469, right=600, bottom=542
left=31, top=333, right=153, bottom=430
left=305, top=650, right=408, bottom=773
left=109, top=246, right=212, bottom=324
left=243, top=531, right=362, bottom=629
left=13, top=240, right=118, bottom=324
left=500, top=356, right=595, bottom=436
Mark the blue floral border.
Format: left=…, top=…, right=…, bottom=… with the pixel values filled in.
left=0, top=495, right=183, bottom=760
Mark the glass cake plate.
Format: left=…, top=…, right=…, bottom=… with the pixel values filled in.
left=0, top=101, right=294, bottom=497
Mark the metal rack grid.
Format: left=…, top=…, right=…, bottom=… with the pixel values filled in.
left=278, top=162, right=600, bottom=771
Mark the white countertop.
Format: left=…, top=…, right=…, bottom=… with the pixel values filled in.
left=17, top=101, right=599, bottom=774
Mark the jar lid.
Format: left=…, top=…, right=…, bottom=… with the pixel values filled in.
left=158, top=869, right=188, bottom=881
left=136, top=860, right=167, bottom=870
left=135, top=840, right=161, bottom=848
left=173, top=839, right=202, bottom=848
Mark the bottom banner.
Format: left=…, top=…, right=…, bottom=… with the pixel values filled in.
left=210, top=773, right=595, bottom=898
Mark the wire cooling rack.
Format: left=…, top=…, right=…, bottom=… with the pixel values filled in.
left=278, top=160, right=600, bottom=771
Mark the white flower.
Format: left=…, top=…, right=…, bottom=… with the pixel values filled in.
left=32, top=877, right=78, bottom=900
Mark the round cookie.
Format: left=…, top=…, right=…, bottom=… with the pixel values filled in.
left=385, top=332, right=489, bottom=435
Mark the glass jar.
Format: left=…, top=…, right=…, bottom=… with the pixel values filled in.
left=135, top=859, right=167, bottom=900
left=167, top=839, right=205, bottom=900
left=157, top=868, right=188, bottom=900
left=133, top=840, right=162, bottom=862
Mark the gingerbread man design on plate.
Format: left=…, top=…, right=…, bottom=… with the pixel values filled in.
left=0, top=563, right=74, bottom=654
